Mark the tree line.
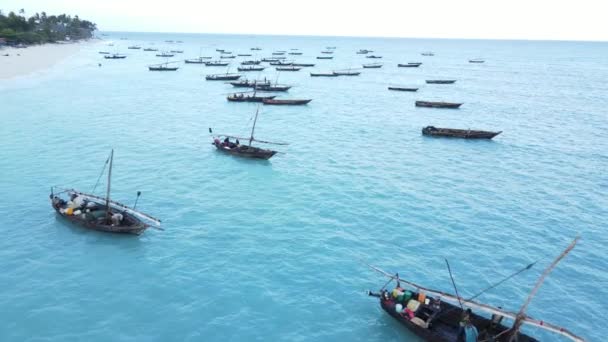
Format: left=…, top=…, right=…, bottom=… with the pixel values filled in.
left=0, top=9, right=97, bottom=45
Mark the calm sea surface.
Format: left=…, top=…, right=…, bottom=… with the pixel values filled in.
left=0, top=32, right=607, bottom=341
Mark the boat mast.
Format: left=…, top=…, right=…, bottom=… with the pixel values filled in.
left=249, top=107, right=260, bottom=146
left=105, top=149, right=114, bottom=219
left=507, top=237, right=579, bottom=342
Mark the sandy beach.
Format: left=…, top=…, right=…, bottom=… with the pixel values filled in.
left=0, top=41, right=90, bottom=80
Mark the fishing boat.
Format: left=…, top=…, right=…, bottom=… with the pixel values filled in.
left=49, top=150, right=161, bottom=235
left=422, top=126, right=501, bottom=139
left=469, top=59, right=485, bottom=63
left=289, top=52, right=303, bottom=55
left=269, top=61, right=293, bottom=66
left=251, top=47, right=262, bottom=51
left=321, top=51, right=333, bottom=54
left=98, top=51, right=110, bottom=54
left=230, top=79, right=271, bottom=88
left=416, top=101, right=462, bottom=109
left=237, top=66, right=266, bottom=72
left=421, top=52, right=435, bottom=56
left=398, top=62, right=422, bottom=67
left=156, top=52, right=174, bottom=57
left=366, top=237, right=584, bottom=342
left=209, top=108, right=286, bottom=160
left=426, top=80, right=456, bottom=84
left=292, top=63, right=315, bottom=67
left=170, top=50, right=184, bottom=53
left=220, top=51, right=232, bottom=54
left=216, top=49, right=225, bottom=52
left=220, top=55, right=236, bottom=59
left=185, top=57, right=212, bottom=64
left=227, top=92, right=276, bottom=102
left=263, top=98, right=311, bottom=105
left=143, top=48, right=158, bottom=52
left=206, top=73, right=242, bottom=81
left=127, top=46, right=141, bottom=49
left=326, top=46, right=336, bottom=49
left=205, top=61, right=230, bottom=66
left=255, top=84, right=291, bottom=92
left=388, top=87, right=418, bottom=92
left=238, top=54, right=252, bottom=57
left=272, top=52, right=285, bottom=55
left=310, top=72, right=339, bottom=77
left=241, top=60, right=262, bottom=65
left=366, top=55, right=382, bottom=59
left=317, top=56, right=333, bottom=59
left=333, top=70, right=361, bottom=76
left=276, top=66, right=301, bottom=71
left=149, top=62, right=179, bottom=71
left=104, top=54, right=127, bottom=59
left=363, top=63, right=383, bottom=68
left=356, top=49, right=372, bottom=54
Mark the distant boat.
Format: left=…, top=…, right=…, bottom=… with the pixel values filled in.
left=422, top=126, right=501, bottom=139
left=205, top=73, right=242, bottom=81
left=366, top=55, right=382, bottom=59
left=321, top=51, right=333, bottom=54
left=421, top=52, right=435, bottom=56
left=426, top=80, right=456, bottom=84
left=165, top=40, right=174, bottom=43
left=276, top=66, right=301, bottom=71
left=333, top=70, right=361, bottom=76
left=230, top=79, right=271, bottom=88
left=241, top=60, right=262, bottom=65
left=220, top=51, right=232, bottom=54
left=398, top=63, right=422, bottom=67
left=104, top=54, right=127, bottom=59
left=317, top=56, right=333, bottom=60
left=388, top=87, right=418, bottom=92
left=143, top=48, right=158, bottom=52
left=263, top=98, right=311, bottom=105
left=156, top=52, right=174, bottom=57
left=292, top=63, right=315, bottom=67
left=237, top=66, right=266, bottom=72
left=170, top=50, right=184, bottom=53
left=185, top=57, right=212, bottom=64
left=415, top=101, right=462, bottom=109
left=220, top=55, right=236, bottom=59
left=269, top=61, right=293, bottom=66
left=98, top=51, right=111, bottom=54
left=310, top=72, right=338, bottom=77
left=127, top=46, right=141, bottom=50
left=251, top=47, right=262, bottom=51
left=216, top=49, right=225, bottom=52
left=149, top=62, right=179, bottom=71
left=469, top=59, right=485, bottom=63
left=356, top=49, right=373, bottom=54
left=272, top=52, right=285, bottom=55
left=227, top=92, right=276, bottom=102
left=255, top=84, right=291, bottom=92
left=209, top=108, right=286, bottom=160
left=205, top=61, right=230, bottom=66
left=289, top=52, right=303, bottom=55
left=238, top=54, right=253, bottom=57
left=326, top=46, right=336, bottom=49
left=50, top=150, right=161, bottom=235
left=363, top=63, right=383, bottom=68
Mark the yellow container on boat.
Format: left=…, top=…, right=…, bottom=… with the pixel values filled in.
left=66, top=208, right=74, bottom=215
left=392, top=289, right=402, bottom=298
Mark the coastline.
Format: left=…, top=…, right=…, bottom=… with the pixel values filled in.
left=0, top=41, right=92, bottom=80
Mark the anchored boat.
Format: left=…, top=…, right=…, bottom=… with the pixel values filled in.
left=426, top=80, right=456, bottom=84
left=416, top=101, right=463, bottom=109
left=149, top=61, right=179, bottom=71
left=388, top=87, right=418, bottom=92
left=398, top=62, right=422, bottom=67
left=422, top=126, right=501, bottom=139
left=262, top=98, right=311, bottom=105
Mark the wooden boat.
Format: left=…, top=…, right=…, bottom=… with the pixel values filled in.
left=263, top=98, right=311, bottom=105
left=205, top=73, right=242, bottom=81
left=210, top=108, right=286, bottom=160
left=255, top=84, right=291, bottom=92
left=220, top=55, right=236, bottom=59
left=238, top=54, right=252, bottom=57
left=333, top=70, right=361, bottom=76
left=469, top=59, right=485, bottom=63
left=366, top=55, right=382, bottom=59
left=143, top=48, right=158, bottom=52
left=127, top=46, right=141, bottom=49
left=170, top=50, right=184, bottom=53
left=317, top=56, right=333, bottom=59
left=98, top=51, right=110, bottom=54
left=269, top=61, right=293, bottom=66
left=310, top=72, right=338, bottom=77
left=104, top=54, right=127, bottom=59
left=276, top=66, right=301, bottom=71
left=356, top=49, right=373, bottom=54
left=416, top=101, right=462, bottom=109
left=49, top=150, right=161, bottom=235
left=156, top=53, right=174, bottom=57
left=237, top=66, right=266, bottom=72
left=388, top=87, right=418, bottom=92
left=289, top=52, right=303, bottom=55
left=205, top=61, right=230, bottom=66
left=326, top=46, right=336, bottom=49
left=241, top=60, right=262, bottom=65
left=272, top=52, right=285, bottom=55
left=292, top=63, right=315, bottom=67
left=421, top=52, right=435, bottom=56
left=251, top=47, right=262, bottom=51
left=230, top=79, right=271, bottom=88
left=216, top=49, right=225, bottom=52
left=422, top=126, right=501, bottom=139
left=321, top=51, right=333, bottom=54
left=363, top=63, right=382, bottom=68
left=366, top=237, right=584, bottom=342
left=220, top=51, right=232, bottom=54
left=185, top=57, right=212, bottom=64
left=149, top=62, right=179, bottom=71
left=227, top=92, right=276, bottom=102
left=398, top=62, right=422, bottom=67
left=426, top=80, right=456, bottom=84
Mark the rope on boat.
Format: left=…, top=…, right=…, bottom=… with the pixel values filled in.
left=92, top=154, right=110, bottom=193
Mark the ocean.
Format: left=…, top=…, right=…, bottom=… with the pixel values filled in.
left=0, top=32, right=606, bottom=341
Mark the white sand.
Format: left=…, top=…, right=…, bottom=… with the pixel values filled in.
left=0, top=41, right=89, bottom=80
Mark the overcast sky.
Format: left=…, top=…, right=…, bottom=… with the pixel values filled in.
left=3, top=0, right=607, bottom=41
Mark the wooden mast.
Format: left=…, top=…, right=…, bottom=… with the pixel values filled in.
left=105, top=149, right=114, bottom=220
left=249, top=107, right=259, bottom=146
left=507, top=236, right=580, bottom=341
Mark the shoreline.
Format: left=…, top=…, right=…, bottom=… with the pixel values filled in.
left=0, top=41, right=93, bottom=80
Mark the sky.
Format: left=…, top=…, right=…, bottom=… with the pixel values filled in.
left=3, top=0, right=608, bottom=41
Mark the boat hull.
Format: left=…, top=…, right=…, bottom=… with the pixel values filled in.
left=416, top=101, right=462, bottom=109
left=422, top=126, right=501, bottom=139
left=262, top=99, right=311, bottom=105
left=389, top=87, right=418, bottom=92
left=52, top=203, right=147, bottom=235
left=213, top=142, right=276, bottom=160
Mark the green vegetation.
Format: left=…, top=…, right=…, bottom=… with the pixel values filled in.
left=0, top=9, right=96, bottom=45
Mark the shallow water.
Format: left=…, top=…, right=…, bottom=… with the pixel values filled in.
left=0, top=33, right=607, bottom=341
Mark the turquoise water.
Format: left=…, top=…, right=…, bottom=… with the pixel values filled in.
left=1, top=32, right=607, bottom=341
